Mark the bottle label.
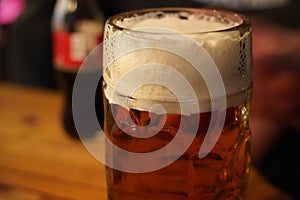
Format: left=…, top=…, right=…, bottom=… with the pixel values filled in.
left=53, top=30, right=103, bottom=71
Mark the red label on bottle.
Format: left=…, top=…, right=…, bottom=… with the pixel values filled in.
left=53, top=31, right=103, bottom=70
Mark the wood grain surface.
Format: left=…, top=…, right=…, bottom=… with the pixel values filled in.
left=0, top=82, right=293, bottom=200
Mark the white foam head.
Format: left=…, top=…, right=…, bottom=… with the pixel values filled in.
left=103, top=9, right=252, bottom=114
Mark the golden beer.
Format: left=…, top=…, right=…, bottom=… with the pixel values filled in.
left=103, top=8, right=252, bottom=200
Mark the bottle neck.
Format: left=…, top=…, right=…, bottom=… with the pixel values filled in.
left=52, top=0, right=104, bottom=32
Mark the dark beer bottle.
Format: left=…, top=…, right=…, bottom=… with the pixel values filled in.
left=51, top=0, right=104, bottom=139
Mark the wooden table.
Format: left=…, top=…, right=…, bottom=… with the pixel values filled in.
left=0, top=82, right=293, bottom=200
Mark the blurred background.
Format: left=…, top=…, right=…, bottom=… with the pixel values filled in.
left=0, top=0, right=299, bottom=199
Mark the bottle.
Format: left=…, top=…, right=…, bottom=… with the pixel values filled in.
left=51, top=0, right=104, bottom=139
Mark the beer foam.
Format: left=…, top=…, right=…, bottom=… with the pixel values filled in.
left=119, top=13, right=238, bottom=33
left=103, top=11, right=252, bottom=114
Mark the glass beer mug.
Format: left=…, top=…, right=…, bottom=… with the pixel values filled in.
left=102, top=8, right=252, bottom=200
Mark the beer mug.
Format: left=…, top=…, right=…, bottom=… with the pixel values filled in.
left=103, top=8, right=252, bottom=199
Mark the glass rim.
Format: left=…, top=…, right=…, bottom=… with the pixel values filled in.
left=106, top=7, right=251, bottom=35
